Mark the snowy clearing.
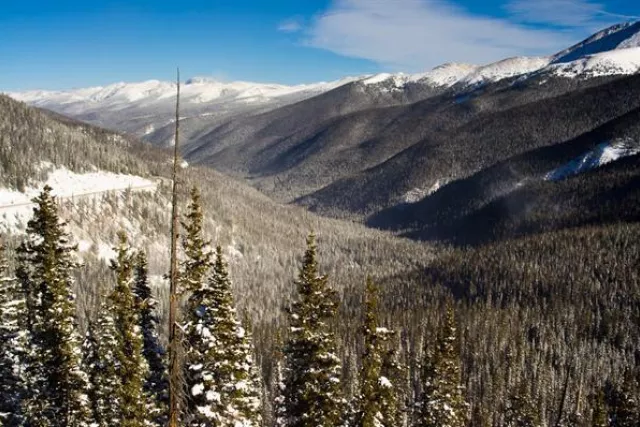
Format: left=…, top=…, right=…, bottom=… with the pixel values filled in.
left=0, top=165, right=157, bottom=233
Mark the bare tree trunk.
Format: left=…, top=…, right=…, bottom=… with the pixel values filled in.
left=554, top=362, right=572, bottom=427
left=168, top=68, right=182, bottom=427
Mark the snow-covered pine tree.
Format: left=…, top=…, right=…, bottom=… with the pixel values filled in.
left=83, top=302, right=121, bottom=426
left=133, top=250, right=168, bottom=423
left=239, top=311, right=265, bottom=425
left=179, top=186, right=211, bottom=424
left=180, top=187, right=212, bottom=295
left=16, top=185, right=91, bottom=426
left=379, top=342, right=405, bottom=427
left=271, top=333, right=287, bottom=427
left=185, top=246, right=262, bottom=426
left=108, top=232, right=150, bottom=427
left=0, top=244, right=28, bottom=425
left=417, top=304, right=469, bottom=427
left=282, top=234, right=345, bottom=427
left=354, top=276, right=398, bottom=427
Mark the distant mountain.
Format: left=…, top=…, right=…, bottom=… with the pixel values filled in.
left=7, top=76, right=361, bottom=145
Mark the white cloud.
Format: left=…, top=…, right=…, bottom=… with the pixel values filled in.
left=304, top=0, right=629, bottom=71
left=504, top=0, right=626, bottom=29
left=278, top=18, right=303, bottom=33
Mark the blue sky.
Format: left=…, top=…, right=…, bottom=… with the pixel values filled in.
left=1, top=0, right=638, bottom=90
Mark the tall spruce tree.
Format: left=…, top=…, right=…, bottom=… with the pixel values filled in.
left=0, top=244, right=28, bottom=425
left=185, top=246, right=262, bottom=426
left=379, top=344, right=405, bottom=427
left=108, top=232, right=150, bottom=427
left=179, top=186, right=212, bottom=424
left=272, top=351, right=287, bottom=427
left=354, top=277, right=398, bottom=427
left=83, top=302, right=121, bottom=426
left=16, top=185, right=91, bottom=426
left=282, top=234, right=345, bottom=427
left=417, top=304, right=469, bottom=427
left=133, top=250, right=168, bottom=423
left=180, top=187, right=212, bottom=295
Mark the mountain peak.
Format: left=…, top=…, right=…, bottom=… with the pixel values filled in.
left=553, top=20, right=640, bottom=64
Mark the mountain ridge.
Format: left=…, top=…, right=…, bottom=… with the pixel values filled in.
left=5, top=21, right=640, bottom=239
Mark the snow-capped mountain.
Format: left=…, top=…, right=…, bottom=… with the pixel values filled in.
left=7, top=76, right=362, bottom=141
left=13, top=77, right=360, bottom=110
left=552, top=21, right=640, bottom=64
left=6, top=21, right=640, bottom=148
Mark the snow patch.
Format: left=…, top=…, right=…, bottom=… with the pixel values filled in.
left=379, top=376, right=392, bottom=388
left=401, top=179, right=447, bottom=204
left=0, top=165, right=156, bottom=233
left=545, top=139, right=640, bottom=181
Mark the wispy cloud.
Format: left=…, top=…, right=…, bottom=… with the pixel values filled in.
left=504, top=0, right=635, bottom=30
left=278, top=17, right=303, bottom=33
left=304, top=0, right=633, bottom=71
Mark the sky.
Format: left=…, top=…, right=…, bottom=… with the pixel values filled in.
left=1, top=0, right=638, bottom=91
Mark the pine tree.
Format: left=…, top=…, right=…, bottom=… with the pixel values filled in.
left=180, top=187, right=212, bottom=295
left=282, top=234, right=345, bottom=427
left=0, top=244, right=28, bottom=425
left=379, top=346, right=405, bottom=427
left=185, top=246, right=262, bottom=426
left=179, top=185, right=212, bottom=424
left=83, top=303, right=121, bottom=426
left=354, top=277, right=398, bottom=427
left=133, top=250, right=168, bottom=423
left=417, top=304, right=469, bottom=427
left=108, top=232, right=150, bottom=427
left=16, top=185, right=91, bottom=426
left=271, top=332, right=287, bottom=427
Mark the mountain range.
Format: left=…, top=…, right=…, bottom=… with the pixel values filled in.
left=6, top=21, right=640, bottom=246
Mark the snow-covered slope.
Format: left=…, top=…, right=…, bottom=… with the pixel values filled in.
left=460, top=56, right=551, bottom=86
left=0, top=163, right=157, bottom=233
left=360, top=63, right=479, bottom=89
left=546, top=47, right=640, bottom=78
left=356, top=57, right=552, bottom=91
left=545, top=139, right=640, bottom=181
